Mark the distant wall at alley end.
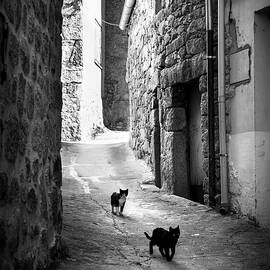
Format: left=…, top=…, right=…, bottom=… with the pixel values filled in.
left=103, top=0, right=129, bottom=131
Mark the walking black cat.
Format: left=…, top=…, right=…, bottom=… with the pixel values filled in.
left=111, top=189, right=128, bottom=216
left=144, top=226, right=180, bottom=261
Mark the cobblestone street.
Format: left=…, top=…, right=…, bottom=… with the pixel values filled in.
left=57, top=134, right=270, bottom=270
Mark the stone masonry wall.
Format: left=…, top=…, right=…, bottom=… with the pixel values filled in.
left=0, top=0, right=63, bottom=269
left=61, top=0, right=82, bottom=141
left=103, top=0, right=129, bottom=131
left=127, top=0, right=217, bottom=202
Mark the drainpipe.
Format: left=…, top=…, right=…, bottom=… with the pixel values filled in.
left=205, top=0, right=216, bottom=206
left=119, top=0, right=136, bottom=30
left=218, top=0, right=229, bottom=213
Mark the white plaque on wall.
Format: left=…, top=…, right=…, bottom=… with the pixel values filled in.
left=230, top=48, right=250, bottom=85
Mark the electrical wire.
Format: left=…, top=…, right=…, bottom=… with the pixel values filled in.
left=101, top=19, right=119, bottom=27
left=101, top=19, right=129, bottom=28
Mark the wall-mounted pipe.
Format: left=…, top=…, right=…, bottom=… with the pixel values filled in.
left=205, top=0, right=216, bottom=205
left=218, top=0, right=229, bottom=213
left=119, top=0, right=136, bottom=30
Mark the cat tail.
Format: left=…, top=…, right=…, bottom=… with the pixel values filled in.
left=144, top=232, right=152, bottom=240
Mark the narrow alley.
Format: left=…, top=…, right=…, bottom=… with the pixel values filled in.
left=57, top=133, right=270, bottom=270
left=3, top=1, right=270, bottom=269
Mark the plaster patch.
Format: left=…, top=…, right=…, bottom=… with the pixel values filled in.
left=230, top=48, right=250, bottom=84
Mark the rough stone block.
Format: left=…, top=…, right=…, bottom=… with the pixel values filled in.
left=0, top=172, right=8, bottom=203
left=35, top=91, right=45, bottom=119
left=21, top=4, right=27, bottom=35
left=26, top=82, right=34, bottom=120
left=180, top=60, right=192, bottom=82
left=8, top=177, right=19, bottom=203
left=37, top=0, right=47, bottom=27
left=162, top=88, right=186, bottom=108
left=4, top=116, right=20, bottom=162
left=27, top=14, right=35, bottom=44
left=200, top=92, right=208, bottom=116
left=186, top=37, right=205, bottom=55
left=201, top=129, right=209, bottom=158
left=50, top=187, right=61, bottom=226
left=40, top=186, right=48, bottom=221
left=165, top=52, right=177, bottom=67
left=8, top=32, right=19, bottom=68
left=164, top=107, right=186, bottom=131
left=160, top=131, right=189, bottom=197
left=26, top=188, right=38, bottom=213
left=41, top=33, right=49, bottom=64
left=7, top=210, right=20, bottom=253
left=19, top=39, right=30, bottom=76
left=3, top=0, right=14, bottom=25
left=31, top=54, right=37, bottom=82
left=35, top=26, right=42, bottom=54
left=53, top=155, right=62, bottom=188
left=199, top=75, right=207, bottom=93
left=166, top=33, right=186, bottom=56
left=150, top=109, right=159, bottom=128
left=32, top=159, right=40, bottom=184
left=0, top=220, right=7, bottom=252
left=32, top=123, right=43, bottom=157
left=187, top=17, right=205, bottom=34
left=17, top=73, right=26, bottom=116
left=30, top=224, right=40, bottom=239
left=172, top=132, right=189, bottom=197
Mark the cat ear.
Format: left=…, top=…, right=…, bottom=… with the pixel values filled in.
left=120, top=189, right=123, bottom=192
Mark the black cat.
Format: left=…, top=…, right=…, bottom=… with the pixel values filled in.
left=110, top=189, right=128, bottom=216
left=144, top=226, right=180, bottom=261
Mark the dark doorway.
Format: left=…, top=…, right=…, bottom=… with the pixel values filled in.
left=187, top=80, right=204, bottom=203
left=152, top=96, right=161, bottom=188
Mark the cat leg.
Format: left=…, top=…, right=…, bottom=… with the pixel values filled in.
left=112, top=206, right=116, bottom=215
left=116, top=206, right=120, bottom=215
left=159, top=247, right=166, bottom=257
left=120, top=202, right=125, bottom=215
left=169, top=247, right=175, bottom=261
left=165, top=248, right=171, bottom=261
left=149, top=241, right=153, bottom=255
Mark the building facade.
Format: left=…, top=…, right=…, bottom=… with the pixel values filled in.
left=225, top=0, right=270, bottom=228
left=62, top=0, right=104, bottom=141
left=61, top=0, right=83, bottom=141
left=124, top=0, right=270, bottom=229
left=126, top=0, right=210, bottom=204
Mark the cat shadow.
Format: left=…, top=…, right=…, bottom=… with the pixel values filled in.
left=117, top=214, right=135, bottom=221
left=152, top=256, right=189, bottom=269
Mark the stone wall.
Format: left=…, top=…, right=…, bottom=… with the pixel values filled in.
left=103, top=0, right=129, bottom=130
left=127, top=0, right=217, bottom=202
left=61, top=0, right=82, bottom=141
left=0, top=0, right=63, bottom=269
